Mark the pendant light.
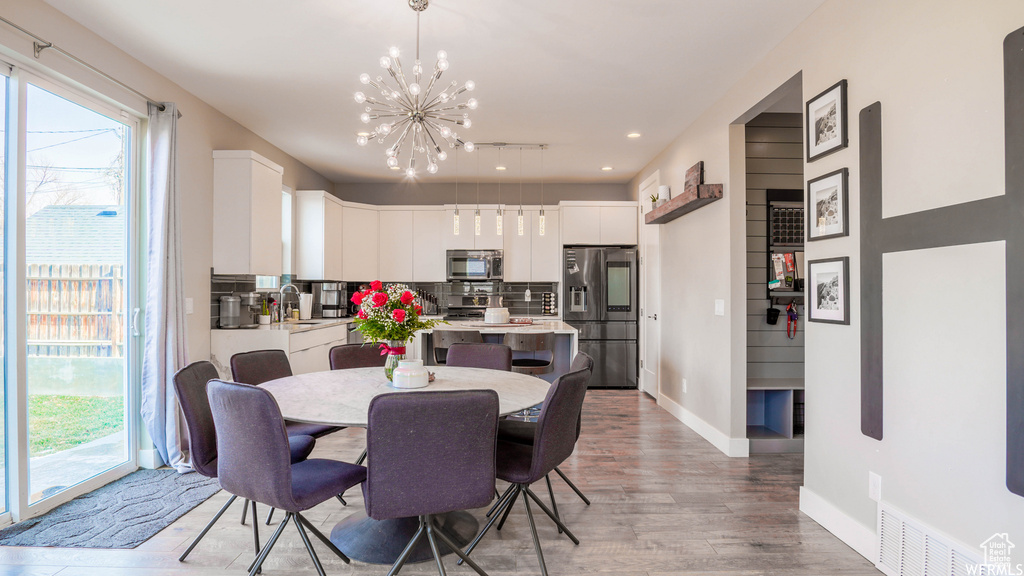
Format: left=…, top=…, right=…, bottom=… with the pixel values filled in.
left=475, top=150, right=481, bottom=236
left=453, top=146, right=460, bottom=235
left=496, top=147, right=503, bottom=236
left=517, top=147, right=525, bottom=236
left=538, top=147, right=546, bottom=236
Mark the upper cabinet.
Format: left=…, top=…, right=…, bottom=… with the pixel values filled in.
left=378, top=210, right=414, bottom=281
left=212, top=150, right=284, bottom=276
left=443, top=207, right=505, bottom=251
left=561, top=203, right=638, bottom=245
left=342, top=204, right=379, bottom=281
left=413, top=209, right=446, bottom=282
left=502, top=210, right=533, bottom=282
left=293, top=190, right=344, bottom=280
left=531, top=208, right=560, bottom=282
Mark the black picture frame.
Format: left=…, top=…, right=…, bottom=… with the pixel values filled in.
left=806, top=79, right=848, bottom=162
left=806, top=256, right=850, bottom=325
left=806, top=167, right=849, bottom=241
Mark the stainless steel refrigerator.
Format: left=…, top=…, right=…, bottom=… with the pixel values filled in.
left=563, top=246, right=638, bottom=388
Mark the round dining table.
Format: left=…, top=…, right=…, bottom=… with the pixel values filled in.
left=259, top=365, right=551, bottom=565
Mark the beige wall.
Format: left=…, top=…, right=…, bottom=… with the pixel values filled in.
left=1, top=0, right=335, bottom=362
left=632, top=0, right=1024, bottom=555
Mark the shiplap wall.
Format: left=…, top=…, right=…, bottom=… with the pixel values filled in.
left=746, top=113, right=804, bottom=380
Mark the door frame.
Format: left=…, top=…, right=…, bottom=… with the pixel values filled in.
left=638, top=171, right=661, bottom=399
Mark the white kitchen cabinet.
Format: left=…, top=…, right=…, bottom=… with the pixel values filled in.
left=561, top=206, right=602, bottom=245
left=502, top=210, right=532, bottom=282
left=212, top=150, right=284, bottom=275
left=443, top=207, right=505, bottom=250
left=378, top=210, right=414, bottom=281
left=343, top=205, right=379, bottom=281
left=294, top=190, right=344, bottom=280
left=210, top=321, right=349, bottom=379
left=600, top=205, right=638, bottom=244
left=531, top=209, right=561, bottom=282
left=444, top=209, right=475, bottom=250
left=413, top=210, right=446, bottom=282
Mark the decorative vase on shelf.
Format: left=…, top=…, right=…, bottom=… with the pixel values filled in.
left=382, top=340, right=406, bottom=382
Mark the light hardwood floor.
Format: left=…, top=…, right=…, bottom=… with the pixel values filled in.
left=0, top=390, right=881, bottom=575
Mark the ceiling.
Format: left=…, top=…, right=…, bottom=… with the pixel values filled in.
left=45, top=0, right=824, bottom=184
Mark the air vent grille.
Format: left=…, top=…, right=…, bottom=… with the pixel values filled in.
left=876, top=503, right=983, bottom=576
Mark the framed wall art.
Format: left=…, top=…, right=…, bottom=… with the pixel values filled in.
left=806, top=79, right=848, bottom=161
left=807, top=256, right=850, bottom=324
left=807, top=167, right=849, bottom=241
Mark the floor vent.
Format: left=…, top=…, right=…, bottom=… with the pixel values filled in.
left=877, top=504, right=983, bottom=576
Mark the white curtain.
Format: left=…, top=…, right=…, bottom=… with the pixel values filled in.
left=141, top=102, right=190, bottom=472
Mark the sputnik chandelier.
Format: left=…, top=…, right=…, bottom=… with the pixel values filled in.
left=354, top=0, right=477, bottom=178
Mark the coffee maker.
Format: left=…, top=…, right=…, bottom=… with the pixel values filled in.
left=311, top=281, right=345, bottom=318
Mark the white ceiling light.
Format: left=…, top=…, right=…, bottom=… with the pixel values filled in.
left=601, top=166, right=613, bottom=171
left=626, top=132, right=642, bottom=138
left=353, top=0, right=476, bottom=178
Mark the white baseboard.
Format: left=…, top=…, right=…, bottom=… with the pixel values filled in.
left=799, top=486, right=877, bottom=562
left=138, top=448, right=165, bottom=470
left=658, top=394, right=749, bottom=457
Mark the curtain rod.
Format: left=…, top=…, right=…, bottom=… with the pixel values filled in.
left=0, top=15, right=169, bottom=112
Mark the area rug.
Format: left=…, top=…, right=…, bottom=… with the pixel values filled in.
left=0, top=468, right=220, bottom=548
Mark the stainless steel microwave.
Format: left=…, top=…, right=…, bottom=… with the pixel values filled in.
left=447, top=250, right=503, bottom=281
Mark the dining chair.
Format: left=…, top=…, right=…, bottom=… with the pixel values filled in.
left=494, top=352, right=595, bottom=528
left=328, top=343, right=387, bottom=370
left=459, top=363, right=591, bottom=576
left=444, top=343, right=512, bottom=371
left=364, top=390, right=499, bottom=576
left=502, top=332, right=555, bottom=376
left=207, top=379, right=367, bottom=576
left=172, top=360, right=317, bottom=564
left=230, top=349, right=344, bottom=439
left=431, top=329, right=483, bottom=364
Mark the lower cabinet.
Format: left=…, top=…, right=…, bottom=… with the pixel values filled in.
left=210, top=322, right=350, bottom=379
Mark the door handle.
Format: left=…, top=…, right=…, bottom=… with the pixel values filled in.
left=652, top=314, right=657, bottom=320
left=132, top=307, right=141, bottom=337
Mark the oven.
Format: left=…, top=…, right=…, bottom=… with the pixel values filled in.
left=446, top=250, right=503, bottom=281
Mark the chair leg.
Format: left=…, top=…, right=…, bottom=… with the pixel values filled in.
left=293, top=512, right=326, bottom=576
left=545, top=474, right=561, bottom=534
left=495, top=487, right=518, bottom=531
left=179, top=494, right=238, bottom=562
left=431, top=516, right=490, bottom=576
left=486, top=483, right=516, bottom=518
left=423, top=517, right=448, bottom=576
left=521, top=488, right=549, bottom=576
left=524, top=486, right=580, bottom=544
left=247, top=513, right=290, bottom=576
left=264, top=507, right=274, bottom=525
left=355, top=448, right=367, bottom=465
left=387, top=517, right=427, bottom=576
left=296, top=512, right=350, bottom=564
left=458, top=484, right=521, bottom=566
left=241, top=498, right=249, bottom=525
left=554, top=466, right=591, bottom=505
left=335, top=494, right=347, bottom=507
left=250, top=501, right=261, bottom=558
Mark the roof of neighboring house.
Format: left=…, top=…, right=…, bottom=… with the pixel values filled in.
left=25, top=205, right=125, bottom=265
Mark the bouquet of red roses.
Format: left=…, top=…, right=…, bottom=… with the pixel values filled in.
left=350, top=280, right=445, bottom=344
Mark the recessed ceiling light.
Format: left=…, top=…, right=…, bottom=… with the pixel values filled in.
left=626, top=132, right=641, bottom=138
left=496, top=166, right=507, bottom=171
left=601, top=166, right=613, bottom=171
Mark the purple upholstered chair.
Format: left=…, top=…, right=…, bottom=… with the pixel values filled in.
left=460, top=361, right=592, bottom=576
left=445, top=343, right=513, bottom=371
left=172, top=360, right=316, bottom=563
left=230, top=349, right=344, bottom=439
left=363, top=390, right=499, bottom=576
left=328, top=343, right=387, bottom=370
left=207, top=379, right=366, bottom=576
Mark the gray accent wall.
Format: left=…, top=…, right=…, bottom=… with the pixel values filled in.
left=745, top=113, right=804, bottom=381
left=335, top=182, right=632, bottom=206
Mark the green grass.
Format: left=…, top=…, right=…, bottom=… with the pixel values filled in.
left=28, top=395, right=125, bottom=456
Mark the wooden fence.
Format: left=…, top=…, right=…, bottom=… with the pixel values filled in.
left=25, top=264, right=125, bottom=358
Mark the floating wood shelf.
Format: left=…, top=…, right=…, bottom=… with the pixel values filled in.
left=645, top=184, right=723, bottom=224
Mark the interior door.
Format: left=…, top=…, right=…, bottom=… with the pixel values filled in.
left=639, top=174, right=661, bottom=398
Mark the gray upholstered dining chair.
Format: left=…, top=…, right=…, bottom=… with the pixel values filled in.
left=328, top=343, right=387, bottom=370
left=172, top=360, right=316, bottom=563
left=445, top=343, right=512, bottom=371
left=503, top=331, right=556, bottom=376
left=207, top=379, right=367, bottom=576
left=459, top=362, right=592, bottom=576
left=363, top=390, right=499, bottom=576
left=230, top=349, right=344, bottom=439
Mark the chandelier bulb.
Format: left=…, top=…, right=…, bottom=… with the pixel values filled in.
left=387, top=156, right=399, bottom=168
left=464, top=142, right=475, bottom=152
left=406, top=167, right=417, bottom=178
left=359, top=73, right=371, bottom=85
left=409, top=82, right=422, bottom=96
left=440, top=126, right=452, bottom=138
left=465, top=80, right=476, bottom=91
left=389, top=46, right=401, bottom=58
left=354, top=91, right=366, bottom=103
left=439, top=92, right=449, bottom=103
left=466, top=98, right=478, bottom=110
left=437, top=150, right=448, bottom=161
left=356, top=135, right=368, bottom=146
left=437, top=59, right=449, bottom=71
left=360, top=113, right=371, bottom=124
left=437, top=50, right=447, bottom=61
left=379, top=123, right=392, bottom=135
left=427, top=162, right=438, bottom=174
left=462, top=119, right=472, bottom=128
left=380, top=56, right=392, bottom=69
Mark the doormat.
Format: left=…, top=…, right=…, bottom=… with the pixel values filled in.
left=0, top=468, right=220, bottom=548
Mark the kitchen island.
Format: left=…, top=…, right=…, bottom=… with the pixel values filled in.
left=414, top=319, right=578, bottom=382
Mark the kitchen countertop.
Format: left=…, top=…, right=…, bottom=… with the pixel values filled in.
left=213, top=318, right=352, bottom=334
left=421, top=319, right=577, bottom=334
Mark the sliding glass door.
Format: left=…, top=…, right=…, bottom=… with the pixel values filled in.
left=0, top=68, right=9, bottom=517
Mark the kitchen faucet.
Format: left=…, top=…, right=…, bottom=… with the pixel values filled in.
left=279, top=283, right=299, bottom=322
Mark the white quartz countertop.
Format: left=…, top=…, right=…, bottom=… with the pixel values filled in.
left=422, top=319, right=577, bottom=334
left=213, top=318, right=352, bottom=334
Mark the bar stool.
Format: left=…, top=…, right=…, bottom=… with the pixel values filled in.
left=432, top=330, right=482, bottom=365
left=503, top=332, right=555, bottom=376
